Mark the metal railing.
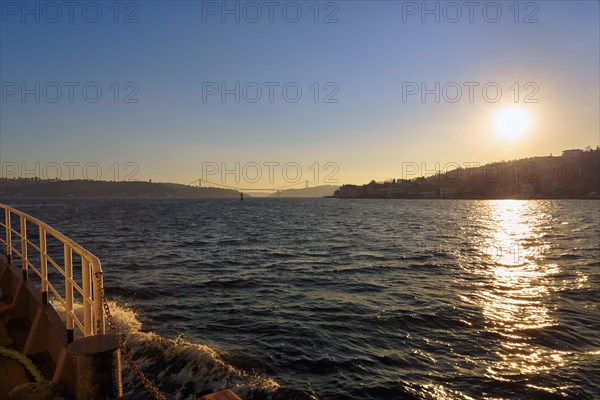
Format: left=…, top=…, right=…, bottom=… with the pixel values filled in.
left=0, top=203, right=105, bottom=340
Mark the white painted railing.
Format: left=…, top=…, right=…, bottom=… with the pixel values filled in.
left=0, top=203, right=105, bottom=340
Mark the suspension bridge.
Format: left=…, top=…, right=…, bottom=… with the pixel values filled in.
left=186, top=178, right=312, bottom=194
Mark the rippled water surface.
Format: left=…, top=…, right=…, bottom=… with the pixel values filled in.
left=4, top=199, right=599, bottom=399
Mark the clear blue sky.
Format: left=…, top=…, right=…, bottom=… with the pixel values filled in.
left=1, top=0, right=598, bottom=187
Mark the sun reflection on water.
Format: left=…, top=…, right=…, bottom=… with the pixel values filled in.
left=475, top=201, right=570, bottom=393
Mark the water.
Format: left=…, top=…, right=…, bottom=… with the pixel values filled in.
left=3, top=198, right=599, bottom=400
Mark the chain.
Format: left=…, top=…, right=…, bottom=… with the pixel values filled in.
left=95, top=272, right=166, bottom=400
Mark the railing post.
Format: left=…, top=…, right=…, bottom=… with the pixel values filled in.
left=20, top=215, right=28, bottom=280
left=5, top=209, right=12, bottom=263
left=40, top=227, right=48, bottom=304
left=82, top=259, right=92, bottom=336
left=64, top=244, right=74, bottom=343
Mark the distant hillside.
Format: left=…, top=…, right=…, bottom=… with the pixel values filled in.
left=0, top=179, right=239, bottom=198
left=334, top=148, right=599, bottom=199
left=269, top=185, right=340, bottom=198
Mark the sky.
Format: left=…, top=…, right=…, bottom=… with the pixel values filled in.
left=1, top=0, right=599, bottom=189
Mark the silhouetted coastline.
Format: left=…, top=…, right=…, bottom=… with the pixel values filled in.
left=334, top=148, right=600, bottom=199
left=0, top=179, right=239, bottom=198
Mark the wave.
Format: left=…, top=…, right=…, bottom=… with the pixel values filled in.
left=51, top=300, right=286, bottom=399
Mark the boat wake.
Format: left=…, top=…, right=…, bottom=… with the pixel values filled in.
left=52, top=300, right=286, bottom=399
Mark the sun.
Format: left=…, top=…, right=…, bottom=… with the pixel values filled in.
left=493, top=107, right=532, bottom=140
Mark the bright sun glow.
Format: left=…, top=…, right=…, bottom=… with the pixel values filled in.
left=493, top=107, right=532, bottom=140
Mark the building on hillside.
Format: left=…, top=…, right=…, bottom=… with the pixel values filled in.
left=562, top=149, right=584, bottom=161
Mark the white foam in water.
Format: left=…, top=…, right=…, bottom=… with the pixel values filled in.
left=51, top=300, right=280, bottom=399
